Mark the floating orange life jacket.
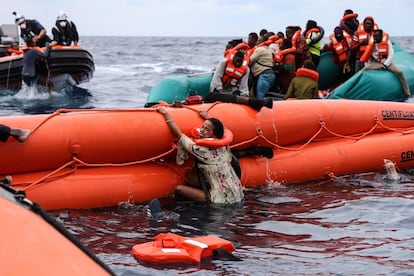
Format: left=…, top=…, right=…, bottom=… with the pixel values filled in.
left=192, top=127, right=233, bottom=148
left=296, top=67, right=319, bottom=81
left=221, top=50, right=249, bottom=86
left=132, top=232, right=236, bottom=263
left=360, top=32, right=389, bottom=63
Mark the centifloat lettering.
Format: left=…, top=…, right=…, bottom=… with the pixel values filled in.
left=401, top=150, right=414, bottom=162
left=382, top=110, right=414, bottom=120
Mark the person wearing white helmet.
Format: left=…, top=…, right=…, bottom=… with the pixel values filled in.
left=50, top=11, right=79, bottom=46
left=12, top=11, right=51, bottom=47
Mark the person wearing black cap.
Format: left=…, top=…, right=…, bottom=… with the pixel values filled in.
left=13, top=11, right=51, bottom=47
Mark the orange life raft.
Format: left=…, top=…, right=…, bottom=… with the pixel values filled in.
left=1, top=100, right=414, bottom=210
left=132, top=232, right=235, bottom=263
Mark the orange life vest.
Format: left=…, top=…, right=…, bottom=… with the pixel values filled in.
left=223, top=42, right=250, bottom=57
left=192, top=128, right=233, bottom=147
left=273, top=48, right=296, bottom=63
left=296, top=67, right=319, bottom=81
left=341, top=13, right=359, bottom=23
left=131, top=232, right=236, bottom=263
left=7, top=48, right=23, bottom=55
left=291, top=29, right=302, bottom=49
left=360, top=32, right=389, bottom=63
left=329, top=33, right=350, bottom=64
left=356, top=21, right=380, bottom=54
left=221, top=51, right=249, bottom=87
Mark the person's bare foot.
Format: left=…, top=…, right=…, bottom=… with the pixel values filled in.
left=16, top=129, right=30, bottom=143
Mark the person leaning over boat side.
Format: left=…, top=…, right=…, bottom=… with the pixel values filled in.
left=360, top=29, right=411, bottom=97
left=157, top=106, right=244, bottom=204
left=284, top=60, right=319, bottom=100
left=0, top=124, right=30, bottom=143
left=13, top=12, right=51, bottom=47
left=50, top=11, right=79, bottom=47
left=22, top=42, right=51, bottom=87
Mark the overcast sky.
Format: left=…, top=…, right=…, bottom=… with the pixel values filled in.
left=3, top=0, right=413, bottom=37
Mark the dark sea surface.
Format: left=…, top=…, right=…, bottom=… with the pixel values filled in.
left=2, top=36, right=414, bottom=275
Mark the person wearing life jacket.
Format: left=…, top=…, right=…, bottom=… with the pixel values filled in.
left=50, top=11, right=79, bottom=47
left=274, top=38, right=296, bottom=94
left=205, top=49, right=272, bottom=112
left=249, top=34, right=276, bottom=99
left=353, top=16, right=380, bottom=72
left=22, top=42, right=51, bottom=87
left=157, top=106, right=244, bottom=205
left=13, top=12, right=51, bottom=47
left=284, top=60, right=319, bottom=100
left=360, top=29, right=411, bottom=97
left=322, top=26, right=354, bottom=81
left=7, top=41, right=23, bottom=56
left=285, top=26, right=312, bottom=69
left=303, top=20, right=324, bottom=68
left=339, top=9, right=359, bottom=34
left=0, top=124, right=30, bottom=143
left=210, top=50, right=250, bottom=96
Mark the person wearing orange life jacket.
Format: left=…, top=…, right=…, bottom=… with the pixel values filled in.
left=249, top=34, right=276, bottom=99
left=285, top=26, right=311, bottom=69
left=157, top=106, right=244, bottom=204
left=7, top=41, right=23, bottom=56
left=210, top=50, right=250, bottom=97
left=339, top=9, right=359, bottom=33
left=322, top=26, right=354, bottom=80
left=360, top=29, right=411, bottom=97
left=273, top=39, right=296, bottom=95
left=303, top=20, right=324, bottom=68
left=284, top=60, right=319, bottom=100
left=353, top=16, right=379, bottom=72
left=206, top=49, right=273, bottom=111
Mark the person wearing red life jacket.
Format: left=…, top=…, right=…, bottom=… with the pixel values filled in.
left=274, top=38, right=296, bottom=95
left=210, top=50, right=250, bottom=96
left=285, top=26, right=312, bottom=69
left=284, top=60, right=319, bottom=100
left=7, top=41, right=23, bottom=56
left=352, top=16, right=379, bottom=72
left=206, top=49, right=273, bottom=111
left=157, top=106, right=244, bottom=204
left=322, top=26, right=354, bottom=81
left=360, top=29, right=411, bottom=97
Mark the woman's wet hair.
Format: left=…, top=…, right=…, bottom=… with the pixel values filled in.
left=207, top=118, right=224, bottom=139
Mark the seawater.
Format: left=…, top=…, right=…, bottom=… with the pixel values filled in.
left=2, top=36, right=414, bottom=275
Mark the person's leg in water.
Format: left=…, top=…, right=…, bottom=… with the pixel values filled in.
left=205, top=92, right=273, bottom=111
